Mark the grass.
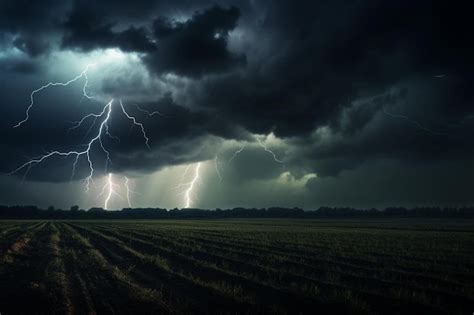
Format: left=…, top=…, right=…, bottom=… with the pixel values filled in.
left=0, top=218, right=472, bottom=314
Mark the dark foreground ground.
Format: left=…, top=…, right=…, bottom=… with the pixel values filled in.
left=0, top=219, right=473, bottom=314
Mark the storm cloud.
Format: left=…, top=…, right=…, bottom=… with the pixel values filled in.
left=0, top=0, right=473, bottom=209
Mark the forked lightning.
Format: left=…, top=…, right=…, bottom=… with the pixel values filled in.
left=11, top=65, right=150, bottom=208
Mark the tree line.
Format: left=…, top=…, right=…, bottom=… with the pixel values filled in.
left=0, top=205, right=473, bottom=219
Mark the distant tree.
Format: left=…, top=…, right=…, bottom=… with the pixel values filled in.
left=70, top=205, right=79, bottom=211
left=47, top=205, right=55, bottom=211
left=89, top=207, right=105, bottom=212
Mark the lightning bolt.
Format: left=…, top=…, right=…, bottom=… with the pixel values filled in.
left=124, top=176, right=136, bottom=208
left=184, top=162, right=201, bottom=208
left=10, top=99, right=114, bottom=191
left=173, top=162, right=201, bottom=208
left=228, top=136, right=284, bottom=165
left=119, top=100, right=151, bottom=148
left=383, top=109, right=446, bottom=136
left=11, top=63, right=153, bottom=209
left=134, top=104, right=164, bottom=117
left=214, top=155, right=222, bottom=183
left=257, top=137, right=284, bottom=163
left=98, top=173, right=123, bottom=210
left=227, top=137, right=284, bottom=165
left=14, top=64, right=95, bottom=128
left=104, top=173, right=114, bottom=210
left=228, top=144, right=246, bottom=164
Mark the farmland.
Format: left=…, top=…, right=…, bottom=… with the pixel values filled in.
left=0, top=219, right=473, bottom=314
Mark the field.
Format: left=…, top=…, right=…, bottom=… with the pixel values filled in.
left=0, top=219, right=473, bottom=314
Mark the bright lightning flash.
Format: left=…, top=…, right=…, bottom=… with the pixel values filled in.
left=10, top=99, right=114, bottom=191
left=185, top=162, right=201, bottom=208
left=14, top=64, right=95, bottom=128
left=11, top=64, right=151, bottom=209
left=174, top=162, right=202, bottom=208
left=119, top=100, right=151, bottom=148
left=98, top=173, right=123, bottom=210
left=177, top=136, right=282, bottom=207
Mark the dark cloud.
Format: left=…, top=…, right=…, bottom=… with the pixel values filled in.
left=60, top=4, right=246, bottom=77
left=145, top=5, right=246, bottom=77
left=0, top=0, right=66, bottom=31
left=0, top=0, right=69, bottom=56
left=61, top=7, right=155, bottom=53
left=13, top=36, right=50, bottom=57
left=193, top=1, right=474, bottom=138
left=0, top=0, right=473, bottom=207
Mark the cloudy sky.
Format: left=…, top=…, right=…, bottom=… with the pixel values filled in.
left=0, top=0, right=473, bottom=210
